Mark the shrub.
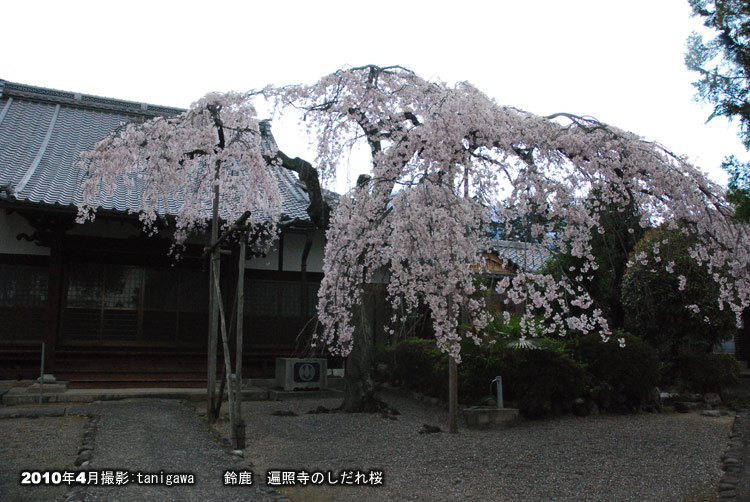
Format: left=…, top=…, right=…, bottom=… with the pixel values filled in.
left=621, top=226, right=736, bottom=361
left=374, top=338, right=448, bottom=398
left=375, top=335, right=590, bottom=419
left=676, top=353, right=741, bottom=393
left=569, top=331, right=660, bottom=412
left=457, top=340, right=519, bottom=405
left=507, top=348, right=587, bottom=419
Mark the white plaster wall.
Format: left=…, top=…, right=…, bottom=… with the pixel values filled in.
left=282, top=233, right=307, bottom=272
left=0, top=211, right=50, bottom=256
left=246, top=240, right=281, bottom=271
left=245, top=229, right=325, bottom=273
left=305, top=230, right=325, bottom=273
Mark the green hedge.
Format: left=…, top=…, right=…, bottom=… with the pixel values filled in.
left=374, top=339, right=448, bottom=398
left=569, top=331, right=660, bottom=413
left=376, top=338, right=586, bottom=419
left=375, top=333, right=664, bottom=418
left=457, top=341, right=587, bottom=418
left=676, top=353, right=740, bottom=393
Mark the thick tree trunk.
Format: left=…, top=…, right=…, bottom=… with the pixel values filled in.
left=342, top=285, right=379, bottom=412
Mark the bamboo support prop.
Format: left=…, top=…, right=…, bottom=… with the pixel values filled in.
left=234, top=230, right=246, bottom=448
left=212, top=269, right=237, bottom=449
left=202, top=211, right=252, bottom=258
left=207, top=171, right=221, bottom=423
left=206, top=210, right=251, bottom=449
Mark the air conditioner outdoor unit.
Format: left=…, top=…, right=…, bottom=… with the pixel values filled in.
left=275, top=358, right=328, bottom=391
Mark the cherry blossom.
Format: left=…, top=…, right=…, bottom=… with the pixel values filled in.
left=77, top=91, right=283, bottom=253
left=274, top=65, right=750, bottom=361
left=78, top=65, right=750, bottom=364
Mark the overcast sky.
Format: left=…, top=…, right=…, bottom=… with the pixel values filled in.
left=2, top=0, right=747, bottom=192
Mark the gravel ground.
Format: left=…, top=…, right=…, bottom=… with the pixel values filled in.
left=218, top=391, right=731, bottom=502
left=0, top=395, right=732, bottom=502
left=0, top=414, right=86, bottom=502
left=77, top=399, right=268, bottom=502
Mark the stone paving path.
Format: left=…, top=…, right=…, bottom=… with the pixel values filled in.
left=65, top=399, right=277, bottom=502
left=722, top=376, right=750, bottom=502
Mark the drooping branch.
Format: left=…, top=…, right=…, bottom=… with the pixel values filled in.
left=265, top=149, right=331, bottom=230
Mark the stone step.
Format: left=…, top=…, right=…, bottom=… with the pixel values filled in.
left=1, top=385, right=270, bottom=405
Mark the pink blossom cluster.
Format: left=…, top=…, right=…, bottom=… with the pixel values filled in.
left=279, top=65, right=750, bottom=359
left=78, top=66, right=750, bottom=360
left=77, top=92, right=283, bottom=254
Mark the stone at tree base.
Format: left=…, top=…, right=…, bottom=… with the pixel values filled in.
left=573, top=398, right=589, bottom=417
left=588, top=402, right=600, bottom=416
left=674, top=401, right=701, bottom=413
left=644, top=387, right=663, bottom=413
left=660, top=392, right=679, bottom=406
left=375, top=363, right=389, bottom=378
left=682, top=393, right=703, bottom=402
left=704, top=393, right=722, bottom=408
left=702, top=409, right=722, bottom=417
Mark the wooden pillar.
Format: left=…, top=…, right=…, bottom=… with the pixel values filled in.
left=43, top=222, right=66, bottom=373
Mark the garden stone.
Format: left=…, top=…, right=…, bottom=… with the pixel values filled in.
left=573, top=398, right=589, bottom=417
left=376, top=363, right=389, bottom=378
left=589, top=402, right=600, bottom=416
left=704, top=393, right=722, bottom=407
left=682, top=393, right=703, bottom=402
left=645, top=387, right=663, bottom=413
left=674, top=401, right=700, bottom=413
left=722, top=473, right=740, bottom=484
left=702, top=409, right=722, bottom=417
left=660, top=392, right=679, bottom=406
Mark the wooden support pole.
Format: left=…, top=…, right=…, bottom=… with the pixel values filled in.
left=202, top=211, right=252, bottom=258
left=207, top=163, right=221, bottom=423
left=449, top=357, right=458, bottom=433
left=212, top=270, right=237, bottom=449
left=448, top=294, right=458, bottom=433
left=234, top=231, right=246, bottom=448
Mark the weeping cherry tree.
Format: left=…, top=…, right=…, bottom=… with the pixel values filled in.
left=273, top=65, right=750, bottom=427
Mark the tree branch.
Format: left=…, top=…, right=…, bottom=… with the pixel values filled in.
left=264, top=149, right=331, bottom=230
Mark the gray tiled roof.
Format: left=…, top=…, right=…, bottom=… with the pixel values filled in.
left=492, top=240, right=552, bottom=272
left=0, top=79, right=317, bottom=224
